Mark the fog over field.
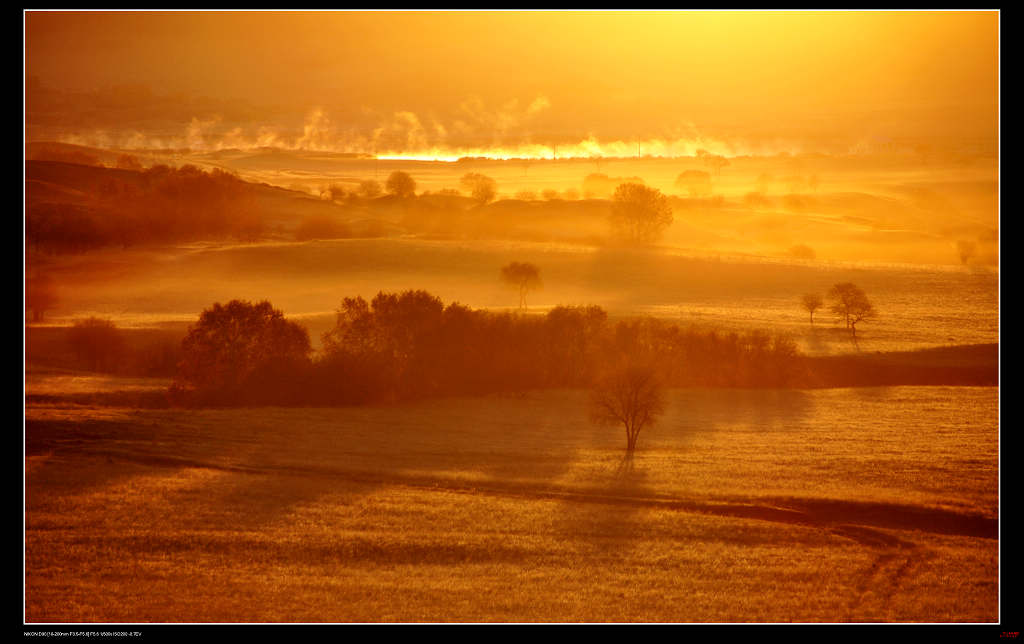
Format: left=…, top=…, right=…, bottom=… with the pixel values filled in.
left=24, top=9, right=1000, bottom=627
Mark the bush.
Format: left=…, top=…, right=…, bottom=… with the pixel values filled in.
left=172, top=300, right=312, bottom=406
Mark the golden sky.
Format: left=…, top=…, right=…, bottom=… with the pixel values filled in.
left=25, top=10, right=999, bottom=157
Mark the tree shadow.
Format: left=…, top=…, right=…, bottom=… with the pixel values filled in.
left=612, top=450, right=637, bottom=479
left=27, top=393, right=589, bottom=537
left=551, top=449, right=654, bottom=556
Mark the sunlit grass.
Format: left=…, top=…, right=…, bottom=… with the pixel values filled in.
left=25, top=386, right=997, bottom=622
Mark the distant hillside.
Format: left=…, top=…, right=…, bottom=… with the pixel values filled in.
left=24, top=158, right=624, bottom=252
left=25, top=160, right=386, bottom=254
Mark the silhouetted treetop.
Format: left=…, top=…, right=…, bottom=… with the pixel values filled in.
left=173, top=300, right=311, bottom=405
left=385, top=171, right=416, bottom=198
left=167, top=288, right=807, bottom=407
left=26, top=161, right=264, bottom=253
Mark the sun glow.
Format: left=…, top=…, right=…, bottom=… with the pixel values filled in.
left=53, top=129, right=780, bottom=161
left=375, top=136, right=753, bottom=162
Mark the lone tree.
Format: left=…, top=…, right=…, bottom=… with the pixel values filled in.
left=589, top=362, right=667, bottom=453
left=500, top=261, right=542, bottom=310
left=801, top=293, right=823, bottom=324
left=460, top=172, right=498, bottom=204
left=956, top=240, right=977, bottom=265
left=827, top=282, right=876, bottom=339
left=610, top=183, right=674, bottom=244
left=385, top=171, right=416, bottom=198
left=173, top=300, right=312, bottom=405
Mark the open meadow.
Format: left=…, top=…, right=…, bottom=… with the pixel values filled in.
left=25, top=385, right=998, bottom=623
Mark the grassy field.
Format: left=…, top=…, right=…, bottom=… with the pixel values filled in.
left=25, top=385, right=998, bottom=623
left=29, top=236, right=998, bottom=357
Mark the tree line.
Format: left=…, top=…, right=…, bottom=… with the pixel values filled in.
left=166, top=292, right=806, bottom=407
left=27, top=163, right=264, bottom=254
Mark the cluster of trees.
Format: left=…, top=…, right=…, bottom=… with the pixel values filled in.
left=304, top=167, right=681, bottom=247
left=42, top=316, right=182, bottom=377
left=170, top=300, right=312, bottom=405
left=167, top=292, right=806, bottom=407
left=322, top=171, right=503, bottom=206
left=27, top=163, right=264, bottom=254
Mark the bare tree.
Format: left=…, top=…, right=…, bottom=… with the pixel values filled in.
left=610, top=183, right=673, bottom=244
left=827, top=282, right=876, bottom=339
left=801, top=293, right=823, bottom=324
left=589, top=362, right=667, bottom=453
left=500, top=262, right=542, bottom=310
